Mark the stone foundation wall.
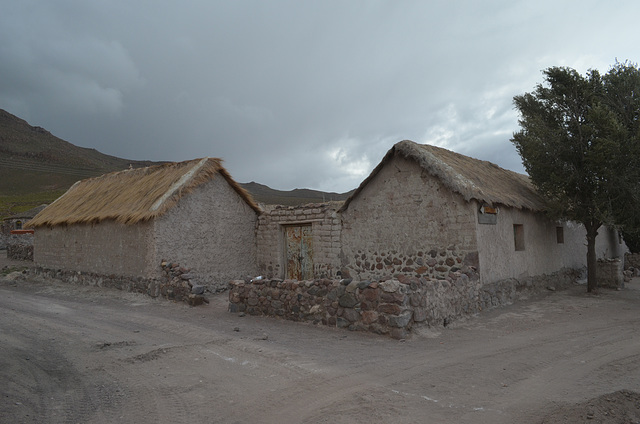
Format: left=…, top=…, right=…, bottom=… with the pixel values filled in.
left=228, top=268, right=579, bottom=339
left=596, top=258, right=624, bottom=289
left=341, top=248, right=479, bottom=281
left=27, top=260, right=209, bottom=306
left=7, top=232, right=34, bottom=261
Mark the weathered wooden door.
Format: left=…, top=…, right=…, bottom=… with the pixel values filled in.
left=285, top=225, right=313, bottom=280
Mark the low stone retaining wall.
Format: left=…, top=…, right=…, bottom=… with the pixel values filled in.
left=7, top=232, right=34, bottom=261
left=27, top=260, right=208, bottom=306
left=228, top=268, right=579, bottom=339
left=596, top=258, right=624, bottom=289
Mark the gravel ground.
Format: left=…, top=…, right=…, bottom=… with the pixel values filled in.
left=1, top=253, right=639, bottom=423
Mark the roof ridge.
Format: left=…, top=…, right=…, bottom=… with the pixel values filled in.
left=149, top=157, right=209, bottom=212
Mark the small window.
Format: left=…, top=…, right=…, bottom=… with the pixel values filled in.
left=556, top=227, right=564, bottom=244
left=513, top=224, right=525, bottom=251
left=15, top=220, right=22, bottom=230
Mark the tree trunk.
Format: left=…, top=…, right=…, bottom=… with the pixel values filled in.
left=585, top=221, right=601, bottom=293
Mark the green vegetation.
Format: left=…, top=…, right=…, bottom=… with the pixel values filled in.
left=0, top=191, right=66, bottom=220
left=0, top=265, right=28, bottom=277
left=512, top=61, right=640, bottom=292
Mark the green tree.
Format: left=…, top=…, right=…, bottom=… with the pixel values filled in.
left=512, top=63, right=640, bottom=292
left=601, top=62, right=640, bottom=251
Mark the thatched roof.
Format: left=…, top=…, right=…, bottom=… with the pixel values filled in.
left=339, top=140, right=546, bottom=212
left=27, top=158, right=260, bottom=228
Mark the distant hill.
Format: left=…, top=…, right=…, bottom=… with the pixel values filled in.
left=0, top=109, right=158, bottom=195
left=0, top=108, right=354, bottom=218
left=240, top=181, right=353, bottom=206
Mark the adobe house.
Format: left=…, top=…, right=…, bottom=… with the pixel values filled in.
left=339, top=140, right=624, bottom=283
left=27, top=158, right=260, bottom=288
left=2, top=204, right=48, bottom=234
left=1, top=204, right=47, bottom=255
left=255, top=140, right=624, bottom=285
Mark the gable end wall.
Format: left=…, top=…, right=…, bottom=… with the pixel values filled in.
left=340, top=155, right=479, bottom=281
left=153, top=175, right=258, bottom=287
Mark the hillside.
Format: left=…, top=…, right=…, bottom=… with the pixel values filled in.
left=240, top=181, right=352, bottom=206
left=0, top=109, right=353, bottom=218
left=0, top=109, right=157, bottom=194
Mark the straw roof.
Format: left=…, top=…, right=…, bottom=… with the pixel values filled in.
left=27, top=158, right=260, bottom=228
left=340, top=140, right=546, bottom=212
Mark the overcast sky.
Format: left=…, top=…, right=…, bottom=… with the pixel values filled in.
left=1, top=1, right=639, bottom=192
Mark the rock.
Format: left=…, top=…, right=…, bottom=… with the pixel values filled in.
left=191, top=284, right=205, bottom=295
left=187, top=294, right=204, bottom=306
left=388, top=311, right=413, bottom=328
left=378, top=303, right=402, bottom=315
left=356, top=280, right=372, bottom=290
left=345, top=280, right=359, bottom=293
left=361, top=310, right=378, bottom=325
left=380, top=280, right=401, bottom=293
left=336, top=317, right=350, bottom=328
left=338, top=293, right=358, bottom=308
left=342, top=308, right=361, bottom=322
left=413, top=307, right=428, bottom=322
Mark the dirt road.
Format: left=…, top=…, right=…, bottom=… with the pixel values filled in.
left=1, top=262, right=640, bottom=423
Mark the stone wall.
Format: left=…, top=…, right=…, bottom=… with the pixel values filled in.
left=27, top=260, right=208, bottom=306
left=7, top=232, right=34, bottom=261
left=228, top=268, right=579, bottom=339
left=256, top=203, right=341, bottom=279
left=342, top=247, right=479, bottom=281
left=596, top=258, right=624, bottom=289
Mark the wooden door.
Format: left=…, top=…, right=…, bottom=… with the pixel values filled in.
left=285, top=225, right=313, bottom=280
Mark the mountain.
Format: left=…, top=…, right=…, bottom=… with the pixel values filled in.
left=0, top=109, right=158, bottom=195
left=239, top=181, right=352, bottom=206
left=0, top=109, right=354, bottom=218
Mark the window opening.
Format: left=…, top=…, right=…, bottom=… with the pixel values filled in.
left=513, top=224, right=525, bottom=251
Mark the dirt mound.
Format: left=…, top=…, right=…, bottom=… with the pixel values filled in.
left=542, top=390, right=640, bottom=423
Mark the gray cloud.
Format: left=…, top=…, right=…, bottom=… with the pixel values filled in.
left=1, top=0, right=639, bottom=192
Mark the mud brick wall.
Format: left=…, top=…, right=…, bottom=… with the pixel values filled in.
left=597, top=259, right=624, bottom=289
left=256, top=203, right=341, bottom=279
left=228, top=268, right=579, bottom=339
